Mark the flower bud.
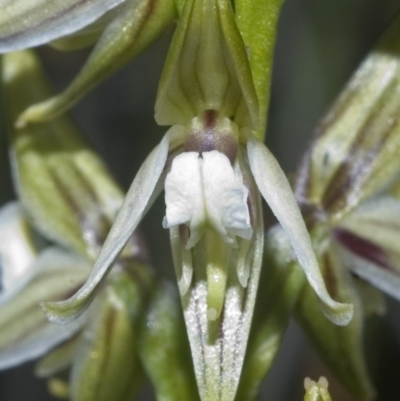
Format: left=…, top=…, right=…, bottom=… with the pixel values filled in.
left=303, top=377, right=332, bottom=401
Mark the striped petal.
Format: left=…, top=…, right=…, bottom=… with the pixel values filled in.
left=337, top=196, right=400, bottom=271
left=0, top=0, right=125, bottom=53
left=334, top=197, right=400, bottom=301
left=295, top=16, right=400, bottom=224
left=0, top=248, right=90, bottom=369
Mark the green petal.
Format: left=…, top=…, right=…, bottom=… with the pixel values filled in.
left=155, top=0, right=258, bottom=129
left=0, top=0, right=125, bottom=53
left=234, top=0, right=285, bottom=139
left=17, top=0, right=176, bottom=125
left=139, top=281, right=199, bottom=401
left=295, top=15, right=400, bottom=224
left=0, top=248, right=90, bottom=369
left=41, top=129, right=174, bottom=324
left=70, top=272, right=145, bottom=401
left=235, top=225, right=306, bottom=401
left=295, top=246, right=375, bottom=401
left=3, top=50, right=125, bottom=258
left=247, top=134, right=353, bottom=326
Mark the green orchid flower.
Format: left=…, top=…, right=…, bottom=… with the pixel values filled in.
left=1, top=1, right=356, bottom=400
left=21, top=2, right=353, bottom=401
left=292, top=13, right=400, bottom=401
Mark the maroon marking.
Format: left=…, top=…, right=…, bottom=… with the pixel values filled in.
left=333, top=228, right=390, bottom=269
left=204, top=109, right=218, bottom=129
left=184, top=109, right=238, bottom=163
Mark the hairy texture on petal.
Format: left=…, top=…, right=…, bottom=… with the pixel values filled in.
left=179, top=152, right=264, bottom=401
left=247, top=134, right=353, bottom=326
left=0, top=0, right=125, bottom=53
left=236, top=225, right=305, bottom=401
left=41, top=129, right=176, bottom=324
left=155, top=0, right=258, bottom=129
left=17, top=0, right=176, bottom=125
left=164, top=150, right=252, bottom=247
left=0, top=248, right=89, bottom=369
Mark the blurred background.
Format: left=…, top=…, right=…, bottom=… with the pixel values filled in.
left=1, top=0, right=400, bottom=399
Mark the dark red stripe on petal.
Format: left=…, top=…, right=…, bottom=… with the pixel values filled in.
left=333, top=228, right=391, bottom=270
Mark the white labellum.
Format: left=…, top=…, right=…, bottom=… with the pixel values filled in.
left=163, top=150, right=252, bottom=248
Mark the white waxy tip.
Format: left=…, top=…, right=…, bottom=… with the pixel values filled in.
left=164, top=150, right=252, bottom=246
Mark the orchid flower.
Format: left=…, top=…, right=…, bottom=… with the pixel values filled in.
left=1, top=49, right=200, bottom=401
left=289, top=17, right=400, bottom=400
left=13, top=1, right=353, bottom=401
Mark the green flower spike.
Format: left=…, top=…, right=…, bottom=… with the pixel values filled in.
left=294, top=13, right=400, bottom=401
left=38, top=2, right=352, bottom=401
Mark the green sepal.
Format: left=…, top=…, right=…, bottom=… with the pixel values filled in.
left=3, top=50, right=124, bottom=259
left=236, top=225, right=305, bottom=401
left=295, top=14, right=400, bottom=225
left=70, top=271, right=146, bottom=401
left=17, top=0, right=176, bottom=125
left=295, top=242, right=375, bottom=401
left=234, top=0, right=285, bottom=139
left=139, top=280, right=200, bottom=401
left=155, top=0, right=259, bottom=129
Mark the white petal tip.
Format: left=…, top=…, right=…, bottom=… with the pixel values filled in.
left=320, top=301, right=354, bottom=326
left=238, top=271, right=249, bottom=288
